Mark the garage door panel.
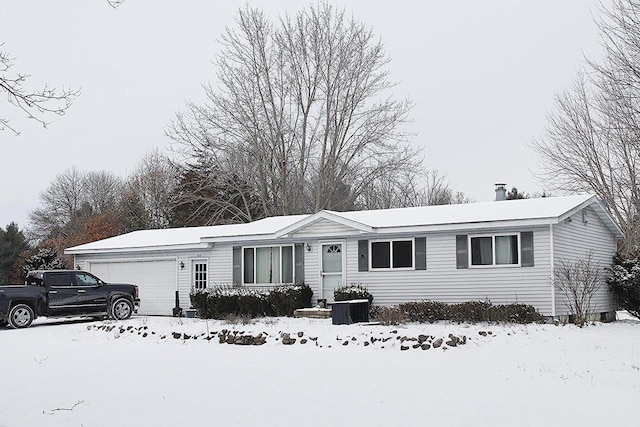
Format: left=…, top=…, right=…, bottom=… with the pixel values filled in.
left=89, top=260, right=176, bottom=316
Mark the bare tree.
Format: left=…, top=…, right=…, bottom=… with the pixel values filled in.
left=554, top=252, right=604, bottom=327
left=29, top=167, right=88, bottom=239
left=123, top=149, right=178, bottom=229
left=532, top=0, right=640, bottom=255
left=28, top=167, right=124, bottom=241
left=358, top=169, right=468, bottom=209
left=167, top=3, right=421, bottom=219
left=0, top=43, right=79, bottom=136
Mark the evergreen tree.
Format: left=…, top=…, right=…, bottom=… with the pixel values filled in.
left=506, top=187, right=529, bottom=200
left=21, top=247, right=66, bottom=277
left=0, top=222, right=30, bottom=283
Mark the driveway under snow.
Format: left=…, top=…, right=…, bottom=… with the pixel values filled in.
left=1, top=315, right=638, bottom=427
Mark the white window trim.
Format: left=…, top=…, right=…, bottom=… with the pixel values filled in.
left=190, top=258, right=209, bottom=291
left=242, top=244, right=295, bottom=285
left=468, top=233, right=521, bottom=268
left=369, top=238, right=415, bottom=271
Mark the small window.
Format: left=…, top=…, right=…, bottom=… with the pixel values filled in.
left=371, top=240, right=413, bottom=270
left=371, top=242, right=391, bottom=269
left=470, top=234, right=519, bottom=266
left=192, top=260, right=208, bottom=290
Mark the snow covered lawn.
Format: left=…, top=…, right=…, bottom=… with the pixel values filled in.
left=1, top=314, right=639, bottom=427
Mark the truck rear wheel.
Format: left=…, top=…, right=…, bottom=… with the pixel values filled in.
left=111, top=298, right=133, bottom=320
left=8, top=304, right=35, bottom=328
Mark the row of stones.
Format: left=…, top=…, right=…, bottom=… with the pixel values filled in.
left=88, top=323, right=494, bottom=350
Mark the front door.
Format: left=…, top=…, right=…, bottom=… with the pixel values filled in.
left=321, top=242, right=344, bottom=303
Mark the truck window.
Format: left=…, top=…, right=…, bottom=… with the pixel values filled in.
left=48, top=273, right=73, bottom=287
left=75, top=273, right=99, bottom=287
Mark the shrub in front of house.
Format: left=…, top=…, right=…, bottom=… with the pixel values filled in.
left=267, top=284, right=313, bottom=316
left=371, top=305, right=406, bottom=325
left=397, top=300, right=448, bottom=323
left=381, top=300, right=545, bottom=324
left=190, top=284, right=312, bottom=319
left=484, top=303, right=546, bottom=324
left=334, top=284, right=374, bottom=305
left=190, top=287, right=269, bottom=318
left=448, top=301, right=493, bottom=323
left=606, top=252, right=640, bottom=319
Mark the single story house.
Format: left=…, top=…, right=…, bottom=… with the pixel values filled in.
left=65, top=194, right=623, bottom=319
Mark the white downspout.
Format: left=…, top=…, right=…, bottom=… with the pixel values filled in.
left=549, top=224, right=556, bottom=317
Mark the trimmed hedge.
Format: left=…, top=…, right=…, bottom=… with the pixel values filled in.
left=190, top=284, right=313, bottom=319
left=372, top=300, right=546, bottom=324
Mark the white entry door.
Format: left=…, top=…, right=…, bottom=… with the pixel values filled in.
left=321, top=242, right=344, bottom=303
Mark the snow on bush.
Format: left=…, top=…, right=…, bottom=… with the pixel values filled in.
left=607, top=253, right=640, bottom=319
left=190, top=284, right=312, bottom=319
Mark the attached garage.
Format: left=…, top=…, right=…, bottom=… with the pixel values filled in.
left=88, top=258, right=177, bottom=316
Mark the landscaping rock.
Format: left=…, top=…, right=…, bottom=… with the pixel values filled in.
left=432, top=338, right=443, bottom=348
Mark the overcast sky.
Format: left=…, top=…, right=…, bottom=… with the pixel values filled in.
left=1, top=0, right=609, bottom=230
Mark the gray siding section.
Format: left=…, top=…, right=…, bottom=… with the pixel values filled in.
left=345, top=226, right=555, bottom=314
left=291, top=218, right=362, bottom=238
left=553, top=207, right=617, bottom=316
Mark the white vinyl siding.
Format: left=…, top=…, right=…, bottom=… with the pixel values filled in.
left=346, top=226, right=554, bottom=314
left=553, top=207, right=617, bottom=316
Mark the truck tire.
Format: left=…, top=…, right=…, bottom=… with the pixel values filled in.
left=111, top=298, right=133, bottom=320
left=8, top=304, right=35, bottom=328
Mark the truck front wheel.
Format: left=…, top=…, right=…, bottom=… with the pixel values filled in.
left=8, top=304, right=35, bottom=328
left=111, top=298, right=133, bottom=320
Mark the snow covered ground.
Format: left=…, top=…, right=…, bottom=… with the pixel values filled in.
left=1, top=314, right=639, bottom=427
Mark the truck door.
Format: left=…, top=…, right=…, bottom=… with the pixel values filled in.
left=74, top=272, right=108, bottom=312
left=46, top=272, right=78, bottom=314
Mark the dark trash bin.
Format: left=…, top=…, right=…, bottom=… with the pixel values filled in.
left=331, top=299, right=370, bottom=325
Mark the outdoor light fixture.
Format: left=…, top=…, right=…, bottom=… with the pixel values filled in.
left=306, top=243, right=312, bottom=252
left=179, top=261, right=185, bottom=270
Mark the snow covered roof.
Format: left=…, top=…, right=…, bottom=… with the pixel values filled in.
left=65, top=194, right=622, bottom=254
left=65, top=214, right=308, bottom=254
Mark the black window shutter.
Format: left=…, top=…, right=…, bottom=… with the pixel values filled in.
left=415, top=237, right=427, bottom=270
left=294, top=243, right=304, bottom=283
left=521, top=231, right=534, bottom=267
left=456, top=235, right=468, bottom=269
left=358, top=240, right=369, bottom=272
left=232, top=246, right=241, bottom=284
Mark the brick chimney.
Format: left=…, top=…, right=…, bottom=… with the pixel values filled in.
left=495, top=183, right=507, bottom=201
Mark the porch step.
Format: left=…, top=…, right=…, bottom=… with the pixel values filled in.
left=293, top=308, right=332, bottom=319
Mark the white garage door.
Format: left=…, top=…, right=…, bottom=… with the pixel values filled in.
left=89, top=259, right=176, bottom=316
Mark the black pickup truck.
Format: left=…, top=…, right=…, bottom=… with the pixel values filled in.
left=0, top=270, right=140, bottom=328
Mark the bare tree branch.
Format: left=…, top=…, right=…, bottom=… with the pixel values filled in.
left=0, top=43, right=80, bottom=136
